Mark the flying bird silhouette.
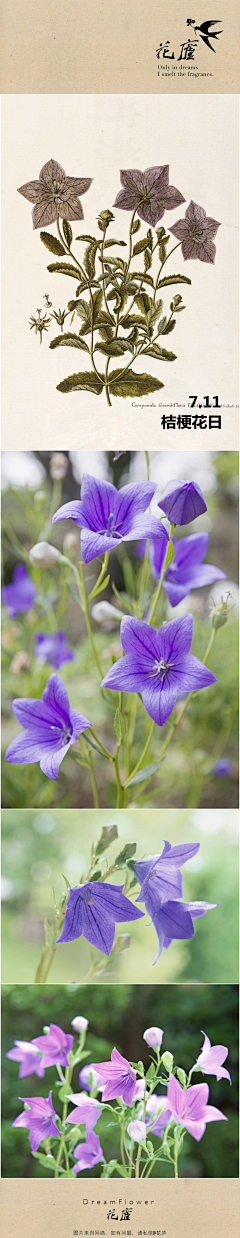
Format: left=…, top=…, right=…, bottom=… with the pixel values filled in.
left=193, top=20, right=223, bottom=51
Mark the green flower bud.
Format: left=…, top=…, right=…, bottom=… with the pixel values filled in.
left=210, top=594, right=231, bottom=629
left=97, top=209, right=115, bottom=230
left=177, top=1068, right=187, bottom=1087
left=162, top=1051, right=173, bottom=1073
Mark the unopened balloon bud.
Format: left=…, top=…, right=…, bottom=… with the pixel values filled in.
left=162, top=1052, right=173, bottom=1073
left=29, top=542, right=61, bottom=568
left=177, top=1068, right=187, bottom=1087
left=50, top=453, right=69, bottom=480
left=63, top=531, right=79, bottom=558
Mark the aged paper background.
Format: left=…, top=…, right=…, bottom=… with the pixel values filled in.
left=1, top=1178, right=239, bottom=1237
left=1, top=92, right=239, bottom=450
left=1, top=0, right=240, bottom=94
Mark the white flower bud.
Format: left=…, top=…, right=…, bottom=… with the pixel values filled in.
left=143, top=1027, right=164, bottom=1048
left=71, top=1016, right=89, bottom=1032
left=50, top=453, right=69, bottom=480
left=91, top=601, right=124, bottom=625
left=127, top=1120, right=146, bottom=1144
left=162, top=1051, right=173, bottom=1072
left=29, top=542, right=61, bottom=568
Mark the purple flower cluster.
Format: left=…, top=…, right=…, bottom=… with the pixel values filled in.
left=2, top=564, right=36, bottom=617
left=135, top=841, right=218, bottom=963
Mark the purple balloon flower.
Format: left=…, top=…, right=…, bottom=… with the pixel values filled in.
left=169, top=201, right=220, bottom=264
left=35, top=631, right=75, bottom=670
left=166, top=1075, right=227, bottom=1142
left=91, top=1048, right=137, bottom=1104
left=112, top=166, right=185, bottom=227
left=157, top=479, right=207, bottom=525
left=52, top=474, right=168, bottom=564
left=6, top=1040, right=45, bottom=1079
left=31, top=1023, right=73, bottom=1068
left=101, top=614, right=217, bottom=727
left=57, top=881, right=144, bottom=955
left=2, top=564, right=36, bottom=617
left=12, top=1090, right=60, bottom=1153
left=4, top=673, right=91, bottom=780
left=73, top=1131, right=103, bottom=1174
left=66, top=1094, right=102, bottom=1129
left=135, top=840, right=200, bottom=903
left=140, top=1094, right=171, bottom=1136
left=136, top=878, right=218, bottom=963
left=149, top=533, right=226, bottom=607
left=78, top=1064, right=102, bottom=1092
left=195, top=1032, right=232, bottom=1084
left=212, top=758, right=231, bottom=778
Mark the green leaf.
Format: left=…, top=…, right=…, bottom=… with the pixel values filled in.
left=157, top=274, right=192, bottom=289
left=114, top=707, right=127, bottom=743
left=135, top=293, right=152, bottom=316
left=127, top=759, right=164, bottom=786
left=133, top=237, right=151, bottom=257
left=62, top=221, right=73, bottom=248
left=104, top=239, right=127, bottom=248
left=40, top=231, right=65, bottom=256
left=98, top=324, right=114, bottom=342
left=86, top=735, right=109, bottom=759
left=146, top=1063, right=156, bottom=1081
left=92, top=289, right=103, bottom=323
left=50, top=333, right=89, bottom=352
left=165, top=539, right=175, bottom=568
left=109, top=369, right=164, bottom=397
left=158, top=318, right=176, bottom=335
left=66, top=584, right=83, bottom=609
left=148, top=299, right=163, bottom=325
left=70, top=298, right=90, bottom=321
left=132, top=271, right=154, bottom=286
left=104, top=255, right=125, bottom=270
left=120, top=314, right=146, bottom=330
left=84, top=241, right=99, bottom=279
left=89, top=869, right=102, bottom=882
left=132, top=218, right=141, bottom=233
left=57, top=371, right=104, bottom=394
left=96, top=340, right=127, bottom=357
left=47, top=262, right=81, bottom=279
left=114, top=842, right=136, bottom=865
left=97, top=309, right=115, bottom=327
left=76, top=233, right=97, bottom=242
left=144, top=249, right=152, bottom=271
left=141, top=344, right=176, bottom=361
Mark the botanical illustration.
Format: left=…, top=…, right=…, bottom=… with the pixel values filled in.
left=18, top=159, right=220, bottom=404
left=2, top=451, right=238, bottom=811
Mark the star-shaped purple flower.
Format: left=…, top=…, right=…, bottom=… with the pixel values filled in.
left=91, top=1048, right=136, bottom=1105
left=57, top=881, right=144, bottom=955
left=72, top=1132, right=103, bottom=1174
left=166, top=1075, right=227, bottom=1142
left=101, top=614, right=217, bottom=727
left=113, top=166, right=185, bottom=227
left=2, top=564, right=36, bottom=617
left=158, top=479, right=207, bottom=525
left=134, top=840, right=200, bottom=902
left=18, top=158, right=92, bottom=229
left=12, top=1091, right=60, bottom=1153
left=34, top=631, right=75, bottom=670
left=32, top=1023, right=73, bottom=1068
left=140, top=1094, right=171, bottom=1136
left=78, top=1064, right=102, bottom=1092
left=52, top=474, right=168, bottom=563
left=6, top=1040, right=45, bottom=1079
left=136, top=883, right=218, bottom=963
left=149, top=533, right=226, bottom=607
left=195, top=1031, right=232, bottom=1084
left=169, top=201, right=220, bottom=263
left=66, top=1094, right=102, bottom=1129
left=4, top=673, right=91, bottom=780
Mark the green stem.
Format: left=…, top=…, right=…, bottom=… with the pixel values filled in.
left=88, top=754, right=99, bottom=807
left=137, top=540, right=150, bottom=619
left=124, top=718, right=155, bottom=788
left=89, top=729, right=114, bottom=762
left=79, top=561, right=103, bottom=676
left=114, top=747, right=123, bottom=806
left=88, top=551, right=109, bottom=600
left=148, top=523, right=174, bottom=626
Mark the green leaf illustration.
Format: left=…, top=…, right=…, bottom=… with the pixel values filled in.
left=120, top=314, right=146, bottom=330
left=47, top=262, right=82, bottom=279
left=50, top=333, right=89, bottom=352
left=62, top=221, right=73, bottom=248
left=157, top=273, right=192, bottom=289
left=84, top=241, right=99, bottom=279
left=96, top=338, right=133, bottom=356
left=132, top=218, right=141, bottom=233
left=135, top=293, right=152, bottom=316
left=108, top=369, right=164, bottom=397
left=57, top=371, right=104, bottom=394
left=141, top=344, right=176, bottom=361
left=76, top=233, right=97, bottom=242
left=103, top=239, right=127, bottom=248
left=40, top=231, right=65, bottom=256
left=132, top=237, right=151, bottom=256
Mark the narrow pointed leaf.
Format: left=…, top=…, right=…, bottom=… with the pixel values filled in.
left=157, top=274, right=192, bottom=289
left=126, top=759, right=164, bottom=786
left=141, top=344, right=176, bottom=361
left=62, top=221, right=73, bottom=247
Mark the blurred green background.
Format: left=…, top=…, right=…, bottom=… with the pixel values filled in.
left=1, top=450, right=239, bottom=810
left=1, top=808, right=238, bottom=984
left=2, top=983, right=238, bottom=1179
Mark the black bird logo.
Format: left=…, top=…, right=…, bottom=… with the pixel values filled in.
left=193, top=20, right=223, bottom=51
